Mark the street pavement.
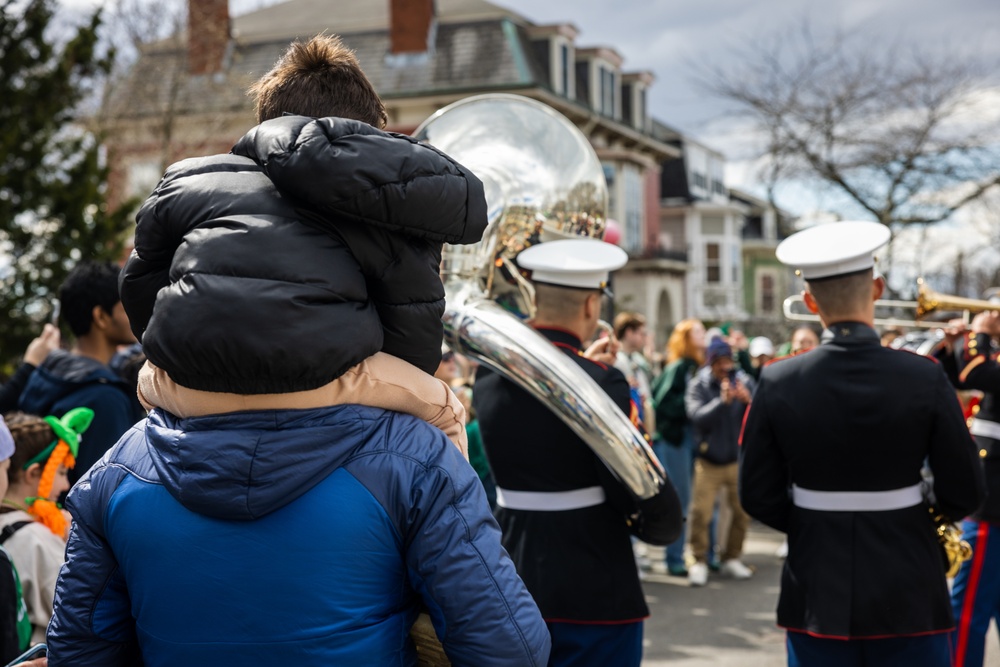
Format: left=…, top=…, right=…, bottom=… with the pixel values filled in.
left=639, top=522, right=1000, bottom=666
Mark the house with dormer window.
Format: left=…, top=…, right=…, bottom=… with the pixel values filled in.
left=103, top=0, right=690, bottom=341
left=654, top=121, right=790, bottom=333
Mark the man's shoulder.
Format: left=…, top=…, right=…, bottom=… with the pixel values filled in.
left=567, top=348, right=626, bottom=382
left=351, top=407, right=457, bottom=459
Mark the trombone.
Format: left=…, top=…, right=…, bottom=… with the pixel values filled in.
left=783, top=280, right=999, bottom=329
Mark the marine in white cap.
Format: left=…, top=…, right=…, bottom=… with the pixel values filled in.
left=774, top=220, right=892, bottom=335
left=739, top=220, right=985, bottom=667
left=474, top=237, right=682, bottom=667
left=517, top=237, right=628, bottom=297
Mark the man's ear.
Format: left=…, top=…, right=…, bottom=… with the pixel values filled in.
left=584, top=292, right=600, bottom=319
left=91, top=304, right=111, bottom=331
left=873, top=276, right=886, bottom=302
left=802, top=290, right=819, bottom=314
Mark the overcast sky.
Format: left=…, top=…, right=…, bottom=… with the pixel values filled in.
left=488, top=0, right=1000, bottom=140
left=59, top=0, right=1000, bottom=237
left=57, top=0, right=999, bottom=148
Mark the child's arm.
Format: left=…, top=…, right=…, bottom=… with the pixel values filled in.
left=138, top=354, right=468, bottom=457
left=342, top=354, right=468, bottom=457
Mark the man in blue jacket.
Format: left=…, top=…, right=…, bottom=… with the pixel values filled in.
left=46, top=34, right=549, bottom=667
left=19, top=261, right=140, bottom=486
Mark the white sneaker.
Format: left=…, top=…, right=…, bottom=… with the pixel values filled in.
left=688, top=562, right=708, bottom=587
left=720, top=559, right=753, bottom=579
left=776, top=540, right=789, bottom=559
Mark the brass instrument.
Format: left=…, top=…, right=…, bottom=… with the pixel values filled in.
left=783, top=279, right=1000, bottom=329
left=414, top=94, right=666, bottom=499
left=930, top=507, right=973, bottom=578
left=408, top=94, right=667, bottom=667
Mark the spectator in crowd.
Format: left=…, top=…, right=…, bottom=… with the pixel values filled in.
left=775, top=324, right=820, bottom=358
left=46, top=34, right=548, bottom=667
left=792, top=325, right=820, bottom=353
left=18, top=262, right=142, bottom=488
left=685, top=337, right=756, bottom=586
left=650, top=318, right=707, bottom=576
left=747, top=336, right=775, bottom=380
left=0, top=416, right=32, bottom=664
left=0, top=325, right=61, bottom=415
left=0, top=411, right=91, bottom=643
left=614, top=311, right=656, bottom=435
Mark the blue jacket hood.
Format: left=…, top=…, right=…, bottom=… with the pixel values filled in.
left=19, top=349, right=128, bottom=415
left=145, top=405, right=373, bottom=521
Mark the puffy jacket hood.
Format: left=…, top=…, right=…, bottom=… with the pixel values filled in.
left=145, top=405, right=371, bottom=520
left=19, top=349, right=127, bottom=415
left=120, top=115, right=488, bottom=394
left=232, top=115, right=487, bottom=245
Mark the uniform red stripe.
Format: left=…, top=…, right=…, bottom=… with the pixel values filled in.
left=955, top=522, right=990, bottom=667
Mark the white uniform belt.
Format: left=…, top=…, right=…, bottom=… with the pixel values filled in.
left=496, top=486, right=606, bottom=511
left=970, top=419, right=1000, bottom=441
left=791, top=483, right=923, bottom=512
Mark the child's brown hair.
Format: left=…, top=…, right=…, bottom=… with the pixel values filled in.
left=3, top=412, right=54, bottom=484
left=248, top=34, right=387, bottom=128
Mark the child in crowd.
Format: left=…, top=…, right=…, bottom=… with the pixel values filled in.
left=0, top=409, right=92, bottom=643
left=0, top=416, right=32, bottom=664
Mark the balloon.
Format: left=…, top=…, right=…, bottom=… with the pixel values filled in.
left=603, top=219, right=622, bottom=245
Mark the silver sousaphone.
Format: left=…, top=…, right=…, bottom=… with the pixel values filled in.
left=414, top=94, right=666, bottom=499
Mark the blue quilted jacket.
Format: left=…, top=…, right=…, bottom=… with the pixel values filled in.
left=47, top=406, right=550, bottom=666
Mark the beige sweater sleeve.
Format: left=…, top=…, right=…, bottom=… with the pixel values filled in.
left=137, top=354, right=468, bottom=457
left=0, top=515, right=65, bottom=644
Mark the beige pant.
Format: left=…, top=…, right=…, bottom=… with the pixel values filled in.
left=688, top=459, right=749, bottom=563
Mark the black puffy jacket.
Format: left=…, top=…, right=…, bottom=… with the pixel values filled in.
left=120, top=115, right=486, bottom=394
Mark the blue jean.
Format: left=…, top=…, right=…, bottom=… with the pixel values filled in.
left=655, top=427, right=694, bottom=569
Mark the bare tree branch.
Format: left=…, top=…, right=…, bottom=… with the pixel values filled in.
left=691, top=18, right=1000, bottom=242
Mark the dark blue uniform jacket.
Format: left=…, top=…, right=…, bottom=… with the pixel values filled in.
left=740, top=322, right=985, bottom=639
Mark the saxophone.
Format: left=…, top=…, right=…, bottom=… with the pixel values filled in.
left=930, top=508, right=973, bottom=578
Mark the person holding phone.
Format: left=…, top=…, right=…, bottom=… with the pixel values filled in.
left=684, top=337, right=755, bottom=586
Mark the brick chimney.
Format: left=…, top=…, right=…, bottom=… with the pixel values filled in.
left=389, top=0, right=435, bottom=55
left=188, top=0, right=230, bottom=75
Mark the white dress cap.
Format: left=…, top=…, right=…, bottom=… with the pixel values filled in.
left=775, top=221, right=891, bottom=281
left=517, top=238, right=628, bottom=290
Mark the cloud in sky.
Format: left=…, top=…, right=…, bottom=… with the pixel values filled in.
left=61, top=0, right=1000, bottom=144
left=59, top=0, right=1000, bottom=212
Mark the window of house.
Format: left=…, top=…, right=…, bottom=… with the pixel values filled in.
left=602, top=162, right=617, bottom=218
left=623, top=164, right=642, bottom=253
left=638, top=87, right=647, bottom=130
left=560, top=44, right=570, bottom=97
left=706, top=242, right=721, bottom=283
left=701, top=216, right=725, bottom=235
left=760, top=272, right=776, bottom=314
left=598, top=65, right=616, bottom=117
